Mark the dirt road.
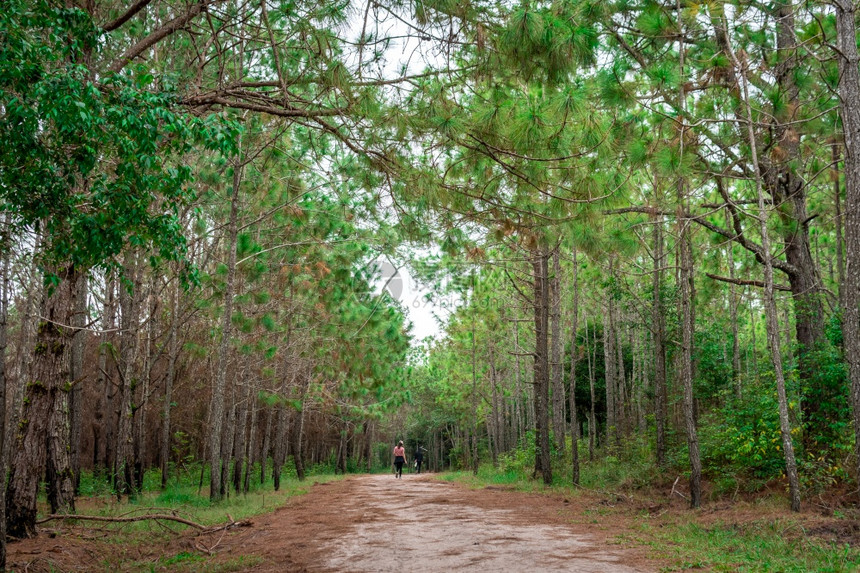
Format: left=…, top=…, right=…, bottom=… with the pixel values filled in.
left=215, top=474, right=653, bottom=572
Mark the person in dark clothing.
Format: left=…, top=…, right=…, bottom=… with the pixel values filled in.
left=414, top=446, right=424, bottom=474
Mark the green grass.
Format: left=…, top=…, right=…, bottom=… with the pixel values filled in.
left=440, top=455, right=860, bottom=573
left=129, top=553, right=264, bottom=573
left=646, top=519, right=860, bottom=572
left=67, top=462, right=344, bottom=533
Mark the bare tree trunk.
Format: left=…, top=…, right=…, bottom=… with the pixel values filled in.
left=831, top=0, right=860, bottom=493
left=675, top=9, right=703, bottom=508
left=514, top=319, right=523, bottom=445
left=135, top=285, right=156, bottom=490
left=7, top=266, right=78, bottom=538
left=727, top=32, right=801, bottom=511
left=532, top=249, right=552, bottom=484
left=726, top=209, right=742, bottom=400
left=232, top=367, right=251, bottom=493
left=0, top=225, right=10, bottom=568
left=768, top=1, right=825, bottom=452
left=161, top=274, right=179, bottom=489
left=603, top=298, right=617, bottom=447
left=220, top=370, right=237, bottom=498
left=273, top=316, right=293, bottom=490
left=569, top=249, right=580, bottom=485
left=586, top=309, right=596, bottom=460
left=100, top=277, right=117, bottom=479
left=470, top=277, right=478, bottom=475
left=260, top=406, right=272, bottom=484
left=615, top=307, right=627, bottom=439
left=293, top=377, right=308, bottom=481
left=244, top=389, right=258, bottom=493
left=116, top=257, right=141, bottom=497
left=489, top=350, right=499, bottom=466
left=551, top=250, right=565, bottom=455
left=9, top=263, right=38, bottom=467
left=209, top=157, right=243, bottom=502
left=68, top=272, right=87, bottom=493
left=834, top=143, right=845, bottom=308
left=652, top=209, right=668, bottom=466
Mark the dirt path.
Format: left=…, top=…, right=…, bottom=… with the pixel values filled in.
left=212, top=474, right=653, bottom=572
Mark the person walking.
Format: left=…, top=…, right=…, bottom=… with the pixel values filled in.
left=414, top=445, right=424, bottom=474
left=393, top=441, right=406, bottom=478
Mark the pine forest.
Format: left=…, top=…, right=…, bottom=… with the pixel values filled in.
left=4, top=0, right=860, bottom=570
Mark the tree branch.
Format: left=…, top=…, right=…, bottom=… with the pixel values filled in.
left=108, top=1, right=208, bottom=73
left=103, top=0, right=157, bottom=32
left=37, top=513, right=205, bottom=530
left=706, top=273, right=791, bottom=291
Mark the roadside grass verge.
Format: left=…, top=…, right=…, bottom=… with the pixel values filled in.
left=640, top=518, right=860, bottom=572
left=440, top=458, right=860, bottom=573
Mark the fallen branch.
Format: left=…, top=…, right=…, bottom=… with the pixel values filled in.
left=37, top=513, right=205, bottom=530
left=670, top=476, right=688, bottom=500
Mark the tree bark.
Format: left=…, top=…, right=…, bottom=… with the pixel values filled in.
left=550, top=250, right=565, bottom=455
left=833, top=0, right=860, bottom=491
left=586, top=310, right=596, bottom=461
left=209, top=158, right=243, bottom=502
left=7, top=265, right=79, bottom=538
left=677, top=17, right=703, bottom=507
left=604, top=296, right=617, bottom=447
left=728, top=33, right=802, bottom=511
left=115, top=257, right=141, bottom=496
left=652, top=209, right=668, bottom=466
left=0, top=224, right=10, bottom=567
left=834, top=143, right=845, bottom=308
left=161, top=273, right=179, bottom=489
left=68, top=272, right=87, bottom=493
left=569, top=249, right=580, bottom=485
left=532, top=248, right=552, bottom=484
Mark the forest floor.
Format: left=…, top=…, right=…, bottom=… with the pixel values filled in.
left=7, top=473, right=860, bottom=572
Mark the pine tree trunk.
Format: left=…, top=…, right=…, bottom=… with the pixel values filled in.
left=134, top=287, right=156, bottom=490
left=652, top=210, right=668, bottom=466
left=293, top=378, right=308, bottom=481
left=470, top=280, right=479, bottom=475
left=9, top=264, right=38, bottom=469
left=232, top=367, right=250, bottom=493
left=676, top=12, right=703, bottom=508
left=68, top=273, right=86, bottom=493
left=586, top=311, right=596, bottom=460
left=833, top=143, right=845, bottom=308
left=768, top=1, right=826, bottom=452
left=7, top=265, right=78, bottom=538
left=94, top=275, right=116, bottom=479
left=726, top=210, right=742, bottom=400
left=833, top=0, right=860, bottom=493
left=244, top=393, right=258, bottom=493
left=569, top=249, right=580, bottom=484
left=615, top=308, right=627, bottom=439
left=116, top=258, right=140, bottom=496
left=0, top=227, right=10, bottom=568
left=220, top=374, right=237, bottom=498
left=729, top=34, right=802, bottom=510
left=532, top=249, right=552, bottom=484
left=490, top=350, right=499, bottom=467
left=604, top=298, right=617, bottom=447
left=161, top=274, right=179, bottom=489
left=209, top=159, right=242, bottom=502
left=551, top=250, right=565, bottom=455
left=261, top=406, right=273, bottom=484
left=273, top=317, right=293, bottom=491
